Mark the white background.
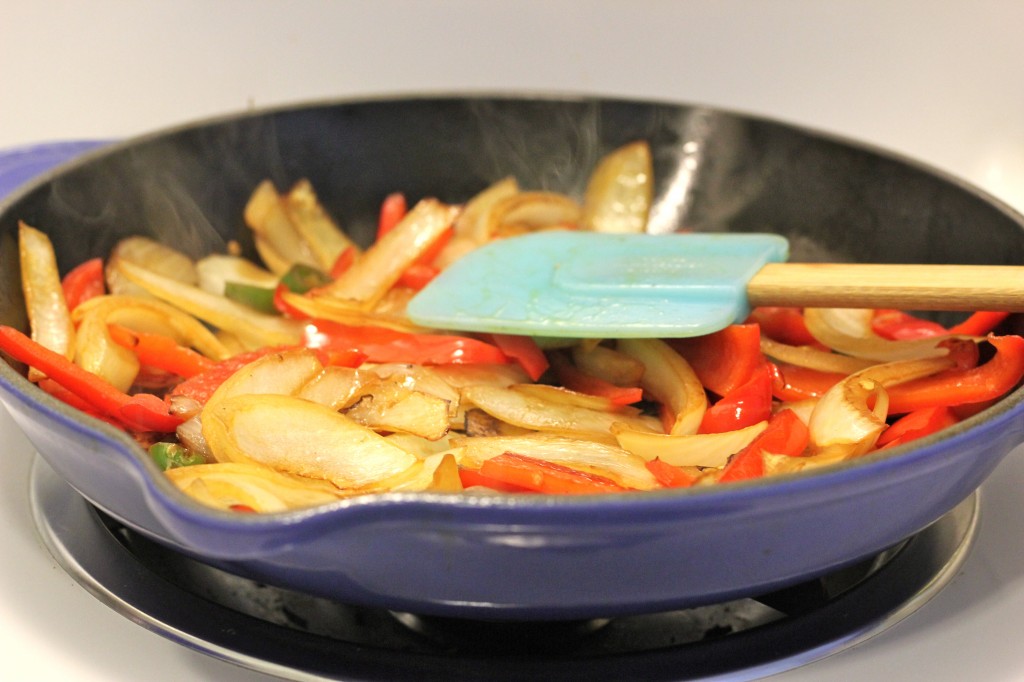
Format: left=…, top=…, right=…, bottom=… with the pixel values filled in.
left=4, top=2, right=1024, bottom=680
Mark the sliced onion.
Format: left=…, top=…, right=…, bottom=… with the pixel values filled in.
left=196, top=254, right=278, bottom=296
left=581, top=140, right=653, bottom=234
left=611, top=420, right=768, bottom=467
left=344, top=379, right=451, bottom=441
left=317, top=199, right=458, bottom=307
left=202, top=348, right=326, bottom=459
left=206, top=393, right=418, bottom=488
left=279, top=289, right=427, bottom=333
left=243, top=180, right=319, bottom=273
left=369, top=363, right=462, bottom=419
left=808, top=376, right=888, bottom=457
left=807, top=354, right=955, bottom=459
left=383, top=433, right=454, bottom=460
left=511, top=383, right=642, bottom=415
left=448, top=433, right=659, bottom=490
left=483, top=191, right=582, bottom=237
left=104, top=235, right=199, bottom=297
left=617, top=338, right=706, bottom=435
left=115, top=260, right=303, bottom=349
left=18, top=221, right=75, bottom=380
left=760, top=336, right=876, bottom=374
left=175, top=414, right=211, bottom=459
left=775, top=399, right=817, bottom=425
left=463, top=408, right=534, bottom=437
left=429, top=363, right=530, bottom=389
left=73, top=294, right=232, bottom=360
left=453, top=176, right=519, bottom=243
left=283, top=178, right=360, bottom=271
left=571, top=343, right=646, bottom=387
left=73, top=307, right=140, bottom=391
left=166, top=461, right=349, bottom=513
left=804, top=308, right=950, bottom=361
left=461, top=383, right=659, bottom=439
left=762, top=450, right=851, bottom=477
left=296, top=366, right=366, bottom=410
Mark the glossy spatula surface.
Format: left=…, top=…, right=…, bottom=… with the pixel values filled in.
left=407, top=231, right=789, bottom=337
left=408, top=230, right=1024, bottom=338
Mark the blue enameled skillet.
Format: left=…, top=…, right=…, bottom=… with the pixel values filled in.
left=0, top=95, right=1022, bottom=620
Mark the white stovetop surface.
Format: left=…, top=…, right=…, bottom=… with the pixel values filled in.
left=4, top=2, right=1024, bottom=680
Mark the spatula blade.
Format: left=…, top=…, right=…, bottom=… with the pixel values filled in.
left=407, top=231, right=789, bottom=338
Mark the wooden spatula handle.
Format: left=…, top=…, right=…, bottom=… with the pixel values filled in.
left=747, top=263, right=1024, bottom=311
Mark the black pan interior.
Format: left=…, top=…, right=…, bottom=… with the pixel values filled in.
left=1, top=96, right=1022, bottom=333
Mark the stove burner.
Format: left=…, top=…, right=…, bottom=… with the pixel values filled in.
left=29, top=456, right=979, bottom=681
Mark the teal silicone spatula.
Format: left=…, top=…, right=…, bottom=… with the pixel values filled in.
left=406, top=231, right=1024, bottom=338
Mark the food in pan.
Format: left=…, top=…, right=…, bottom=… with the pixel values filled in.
left=3, top=142, right=1021, bottom=513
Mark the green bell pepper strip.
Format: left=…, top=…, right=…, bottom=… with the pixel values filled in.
left=149, top=441, right=206, bottom=470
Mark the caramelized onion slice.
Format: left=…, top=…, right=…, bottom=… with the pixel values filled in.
left=18, top=221, right=75, bottom=380
left=345, top=379, right=451, bottom=441
left=73, top=294, right=232, bottom=360
left=760, top=336, right=877, bottom=374
left=581, top=141, right=653, bottom=234
left=317, top=199, right=458, bottom=308
left=196, top=254, right=278, bottom=296
left=167, top=462, right=349, bottom=513
left=115, top=260, right=303, bottom=349
left=462, top=383, right=659, bottom=439
left=105, top=235, right=198, bottom=297
left=449, top=433, right=659, bottom=490
left=804, top=308, right=951, bottom=361
left=617, top=338, right=706, bottom=435
left=206, top=393, right=418, bottom=488
left=483, top=191, right=582, bottom=238
left=612, top=421, right=768, bottom=468
left=453, top=176, right=520, bottom=243
left=808, top=354, right=956, bottom=459
left=283, top=178, right=360, bottom=271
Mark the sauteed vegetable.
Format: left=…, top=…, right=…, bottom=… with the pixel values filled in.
left=3, top=142, right=1022, bottom=513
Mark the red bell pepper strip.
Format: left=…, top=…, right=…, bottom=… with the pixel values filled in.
left=0, top=325, right=182, bottom=432
left=376, top=191, right=453, bottom=285
left=877, top=406, right=958, bottom=448
left=120, top=392, right=186, bottom=432
left=669, top=323, right=762, bottom=397
left=458, top=466, right=534, bottom=493
left=719, top=408, right=809, bottom=483
left=396, top=262, right=440, bottom=290
left=478, top=452, right=628, bottom=495
left=329, top=245, right=358, bottom=279
left=37, top=377, right=126, bottom=428
left=304, top=320, right=509, bottom=366
left=107, top=324, right=217, bottom=378
left=948, top=311, right=1010, bottom=336
left=871, top=309, right=947, bottom=340
left=942, top=337, right=981, bottom=370
left=169, top=345, right=297, bottom=404
left=746, top=307, right=817, bottom=346
left=769, top=361, right=846, bottom=402
left=271, top=283, right=310, bottom=318
left=60, top=257, right=105, bottom=311
left=377, top=192, right=408, bottom=239
left=548, top=352, right=643, bottom=406
left=645, top=458, right=696, bottom=488
left=698, top=361, right=773, bottom=434
left=484, top=333, right=550, bottom=381
left=413, top=226, right=453, bottom=266
left=885, top=334, right=1024, bottom=414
